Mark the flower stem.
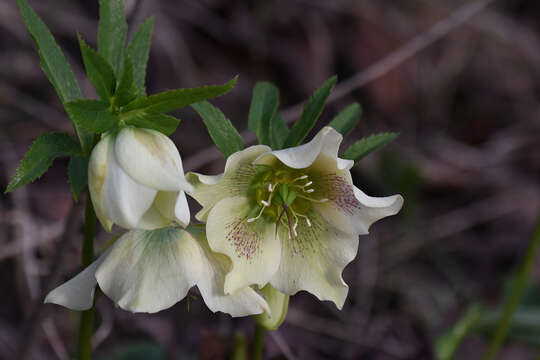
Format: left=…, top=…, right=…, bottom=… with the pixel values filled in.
left=77, top=195, right=96, bottom=360
left=482, top=216, right=540, bottom=360
left=252, top=323, right=265, bottom=360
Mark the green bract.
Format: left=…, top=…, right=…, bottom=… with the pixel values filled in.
left=188, top=127, right=404, bottom=308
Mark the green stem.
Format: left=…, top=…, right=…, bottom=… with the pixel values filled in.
left=483, top=216, right=540, bottom=360
left=252, top=323, right=265, bottom=360
left=77, top=195, right=96, bottom=360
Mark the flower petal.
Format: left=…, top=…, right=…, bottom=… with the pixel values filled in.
left=188, top=227, right=270, bottom=317
left=115, top=127, right=193, bottom=192
left=101, top=142, right=157, bottom=229
left=95, top=227, right=202, bottom=313
left=151, top=191, right=191, bottom=228
left=254, top=127, right=349, bottom=170
left=44, top=251, right=108, bottom=311
left=206, top=196, right=280, bottom=294
left=187, top=145, right=270, bottom=222
left=88, top=135, right=114, bottom=232
left=270, top=210, right=358, bottom=309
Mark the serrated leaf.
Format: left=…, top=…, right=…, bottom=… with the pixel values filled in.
left=78, top=34, right=116, bottom=101
left=115, top=55, right=138, bottom=106
left=123, top=76, right=238, bottom=113
left=192, top=101, right=243, bottom=157
left=65, top=100, right=117, bottom=134
left=5, top=133, right=82, bottom=193
left=270, top=113, right=289, bottom=150
left=342, top=133, right=398, bottom=163
left=120, top=110, right=180, bottom=136
left=98, top=0, right=127, bottom=75
left=16, top=0, right=92, bottom=152
left=328, top=103, right=362, bottom=137
left=127, top=17, right=154, bottom=97
left=68, top=155, right=89, bottom=201
left=248, top=81, right=279, bottom=147
left=283, top=76, right=337, bottom=148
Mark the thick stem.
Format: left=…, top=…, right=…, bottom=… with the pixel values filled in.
left=482, top=216, right=540, bottom=360
left=77, top=195, right=96, bottom=360
left=252, top=324, right=265, bottom=360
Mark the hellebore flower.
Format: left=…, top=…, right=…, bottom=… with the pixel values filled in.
left=89, top=127, right=194, bottom=231
left=187, top=127, right=403, bottom=309
left=45, top=226, right=270, bottom=316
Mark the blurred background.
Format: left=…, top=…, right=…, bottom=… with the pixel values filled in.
left=1, top=0, right=540, bottom=359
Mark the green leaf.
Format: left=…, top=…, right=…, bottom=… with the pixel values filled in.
left=192, top=101, right=243, bottom=157
left=127, top=17, right=154, bottom=97
left=283, top=75, right=337, bottom=148
left=342, top=133, right=399, bottom=163
left=270, top=113, right=289, bottom=150
left=115, top=55, right=138, bottom=106
left=16, top=0, right=92, bottom=152
left=123, top=76, right=238, bottom=113
left=98, top=0, right=127, bottom=75
left=328, top=103, right=362, bottom=137
left=68, top=155, right=89, bottom=201
left=248, top=81, right=279, bottom=147
left=65, top=100, right=117, bottom=134
left=5, top=133, right=82, bottom=193
left=78, top=34, right=116, bottom=101
left=120, top=111, right=180, bottom=136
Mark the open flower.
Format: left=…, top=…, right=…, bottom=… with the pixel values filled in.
left=89, top=127, right=194, bottom=231
left=45, top=226, right=270, bottom=316
left=187, top=127, right=403, bottom=309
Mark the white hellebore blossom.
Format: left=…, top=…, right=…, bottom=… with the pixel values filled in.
left=89, top=127, right=194, bottom=231
left=45, top=226, right=270, bottom=316
left=187, top=127, right=404, bottom=309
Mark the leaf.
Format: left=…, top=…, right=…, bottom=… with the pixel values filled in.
left=248, top=81, right=279, bottom=146
left=192, top=101, right=243, bottom=157
left=98, top=0, right=127, bottom=75
left=65, top=100, right=117, bottom=134
left=5, top=133, right=82, bottom=193
left=115, top=55, right=138, bottom=106
left=120, top=111, right=180, bottom=136
left=127, top=17, right=154, bottom=97
left=283, top=75, right=337, bottom=147
left=270, top=113, right=289, bottom=150
left=328, top=103, right=362, bottom=137
left=68, top=155, right=89, bottom=201
left=123, top=76, right=238, bottom=113
left=16, top=0, right=92, bottom=152
left=342, top=133, right=399, bottom=163
left=78, top=34, right=116, bottom=101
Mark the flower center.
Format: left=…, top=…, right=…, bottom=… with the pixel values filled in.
left=247, top=165, right=328, bottom=237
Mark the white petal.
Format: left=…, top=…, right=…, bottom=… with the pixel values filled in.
left=206, top=196, right=281, bottom=294
left=115, top=127, right=193, bottom=192
left=44, top=251, right=109, bottom=311
left=135, top=205, right=171, bottom=230
left=88, top=135, right=114, bottom=232
left=95, top=227, right=202, bottom=313
left=102, top=143, right=157, bottom=229
left=270, top=211, right=357, bottom=309
left=254, top=127, right=346, bottom=170
left=255, top=284, right=289, bottom=330
left=174, top=191, right=190, bottom=227
left=189, top=227, right=270, bottom=317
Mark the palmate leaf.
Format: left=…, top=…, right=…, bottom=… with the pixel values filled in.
left=248, top=81, right=279, bottom=147
left=16, top=0, right=92, bottom=151
left=115, top=55, right=138, bottom=106
left=283, top=75, right=337, bottom=148
left=65, top=100, right=118, bottom=134
left=5, top=133, right=82, bottom=193
left=78, top=34, right=116, bottom=101
left=123, top=76, right=238, bottom=113
left=328, top=103, right=362, bottom=137
left=342, top=133, right=398, bottom=163
left=270, top=113, right=289, bottom=150
left=120, top=110, right=180, bottom=136
left=192, top=101, right=243, bottom=157
left=127, top=17, right=154, bottom=97
left=98, top=0, right=127, bottom=75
